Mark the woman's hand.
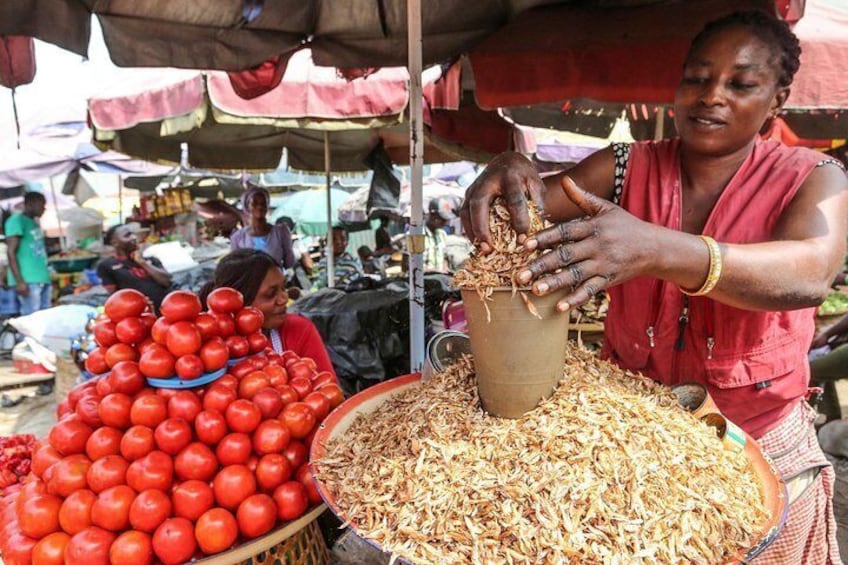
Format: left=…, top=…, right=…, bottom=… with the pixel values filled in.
left=459, top=152, right=547, bottom=253
left=517, top=176, right=656, bottom=312
left=811, top=332, right=831, bottom=350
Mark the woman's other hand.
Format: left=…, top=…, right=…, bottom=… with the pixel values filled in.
left=459, top=152, right=547, bottom=254
left=518, top=176, right=655, bottom=312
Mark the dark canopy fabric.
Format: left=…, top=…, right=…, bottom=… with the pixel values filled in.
left=0, top=0, right=803, bottom=71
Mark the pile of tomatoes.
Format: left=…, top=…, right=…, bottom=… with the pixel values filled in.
left=0, top=287, right=346, bottom=565
left=84, top=288, right=268, bottom=382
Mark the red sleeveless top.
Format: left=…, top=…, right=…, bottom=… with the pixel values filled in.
left=602, top=138, right=824, bottom=439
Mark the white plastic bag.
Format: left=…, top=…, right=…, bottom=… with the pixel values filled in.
left=8, top=304, right=96, bottom=356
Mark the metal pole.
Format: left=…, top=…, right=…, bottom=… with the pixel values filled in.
left=324, top=131, right=334, bottom=288
left=407, top=0, right=425, bottom=371
left=118, top=175, right=124, bottom=224
left=47, top=177, right=64, bottom=249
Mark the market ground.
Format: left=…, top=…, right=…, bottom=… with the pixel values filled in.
left=1, top=362, right=848, bottom=439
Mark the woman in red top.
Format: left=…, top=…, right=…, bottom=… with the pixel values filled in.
left=462, top=11, right=846, bottom=564
left=201, top=249, right=336, bottom=377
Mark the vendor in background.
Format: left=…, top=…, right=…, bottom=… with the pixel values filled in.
left=312, top=226, right=363, bottom=289
left=276, top=216, right=314, bottom=276
left=5, top=192, right=51, bottom=315
left=461, top=11, right=846, bottom=562
left=375, top=216, right=393, bottom=255
left=424, top=198, right=454, bottom=272
left=200, top=249, right=335, bottom=377
left=98, top=224, right=173, bottom=312
left=809, top=314, right=848, bottom=423
left=230, top=186, right=296, bottom=270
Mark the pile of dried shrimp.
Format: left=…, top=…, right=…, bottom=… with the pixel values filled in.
left=315, top=345, right=767, bottom=565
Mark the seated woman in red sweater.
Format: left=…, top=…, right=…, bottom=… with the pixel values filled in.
left=202, top=249, right=335, bottom=377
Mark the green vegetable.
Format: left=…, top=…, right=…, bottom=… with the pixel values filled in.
left=818, top=292, right=848, bottom=316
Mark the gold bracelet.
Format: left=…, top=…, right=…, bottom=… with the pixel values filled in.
left=680, top=235, right=723, bottom=296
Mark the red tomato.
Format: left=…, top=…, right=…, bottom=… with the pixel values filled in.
left=139, top=345, right=176, bottom=379
left=216, top=373, right=238, bottom=390
left=280, top=402, right=316, bottom=439
left=67, top=382, right=97, bottom=410
left=32, top=444, right=62, bottom=478
left=282, top=440, right=308, bottom=470
left=236, top=493, right=277, bottom=539
left=250, top=355, right=269, bottom=369
left=255, top=454, right=292, bottom=492
left=137, top=338, right=157, bottom=355
left=281, top=351, right=300, bottom=366
left=318, top=384, right=345, bottom=409
left=90, top=485, right=135, bottom=531
left=47, top=455, right=91, bottom=498
left=109, top=530, right=153, bottom=565
left=302, top=391, right=331, bottom=421
left=174, top=443, right=218, bottom=482
left=94, top=376, right=112, bottom=397
left=296, top=464, right=323, bottom=505
left=235, top=307, right=264, bottom=335
left=92, top=321, right=118, bottom=349
left=171, top=480, right=214, bottom=522
left=48, top=417, right=93, bottom=456
left=302, top=357, right=318, bottom=371
left=202, top=383, right=237, bottom=413
left=253, top=419, right=291, bottom=455
left=58, top=489, right=95, bottom=535
left=276, top=385, right=299, bottom=406
left=104, top=289, right=149, bottom=323
left=194, top=410, right=228, bottom=445
left=64, top=527, right=116, bottom=565
left=126, top=451, right=173, bottom=493
left=160, top=290, right=202, bottom=322
left=238, top=371, right=270, bottom=399
left=175, top=354, right=204, bottom=380
left=119, top=425, right=155, bottom=461
left=194, top=313, right=220, bottom=341
left=230, top=359, right=255, bottom=379
left=152, top=518, right=196, bottom=565
left=150, top=317, right=172, bottom=345
left=199, top=339, right=229, bottom=373
left=287, top=361, right=313, bottom=383
left=166, top=321, right=202, bottom=357
left=74, top=395, right=103, bottom=428
left=130, top=394, right=168, bottom=428
left=129, top=490, right=172, bottom=533
left=139, top=312, right=157, bottom=329
left=213, top=465, right=256, bottom=510
left=194, top=508, right=238, bottom=554
left=225, top=399, right=261, bottom=433
left=213, top=312, right=236, bottom=338
left=84, top=348, right=110, bottom=375
left=312, top=371, right=337, bottom=389
left=247, top=332, right=269, bottom=353
left=3, top=533, right=38, bottom=565
left=19, top=493, right=62, bottom=539
left=86, top=455, right=129, bottom=494
left=115, top=317, right=148, bottom=345
left=153, top=418, right=192, bottom=455
left=94, top=393, right=129, bottom=429
left=264, top=363, right=288, bottom=387
left=167, top=391, right=203, bottom=423
left=31, top=530, right=70, bottom=565
left=252, top=387, right=284, bottom=419
left=289, top=376, right=312, bottom=400
left=225, top=335, right=250, bottom=358
left=83, top=427, right=120, bottom=462
left=272, top=481, right=309, bottom=521
left=104, top=343, right=138, bottom=368
left=215, top=433, right=252, bottom=466
left=207, top=287, right=244, bottom=314
left=109, top=361, right=146, bottom=395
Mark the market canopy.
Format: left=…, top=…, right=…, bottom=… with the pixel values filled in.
left=1, top=1, right=804, bottom=71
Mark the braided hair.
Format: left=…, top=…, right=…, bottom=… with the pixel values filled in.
left=689, top=10, right=802, bottom=88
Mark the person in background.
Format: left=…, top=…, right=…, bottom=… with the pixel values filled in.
left=312, top=226, right=363, bottom=289
left=809, top=314, right=848, bottom=423
left=230, top=186, right=296, bottom=270
left=424, top=198, right=454, bottom=272
left=98, top=224, right=173, bottom=312
left=5, top=192, right=50, bottom=315
left=357, top=246, right=378, bottom=275
left=200, top=249, right=336, bottom=377
left=375, top=216, right=393, bottom=255
left=461, top=11, right=846, bottom=562
left=276, top=216, right=314, bottom=276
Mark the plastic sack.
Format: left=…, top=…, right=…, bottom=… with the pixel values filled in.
left=8, top=304, right=97, bottom=356
left=142, top=241, right=199, bottom=273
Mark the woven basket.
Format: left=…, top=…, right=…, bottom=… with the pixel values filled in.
left=244, top=520, right=329, bottom=565
left=54, top=355, right=81, bottom=402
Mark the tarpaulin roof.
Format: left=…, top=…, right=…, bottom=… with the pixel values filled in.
left=470, top=0, right=845, bottom=109
left=0, top=1, right=803, bottom=71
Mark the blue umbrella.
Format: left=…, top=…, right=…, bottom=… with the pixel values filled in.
left=269, top=187, right=351, bottom=236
